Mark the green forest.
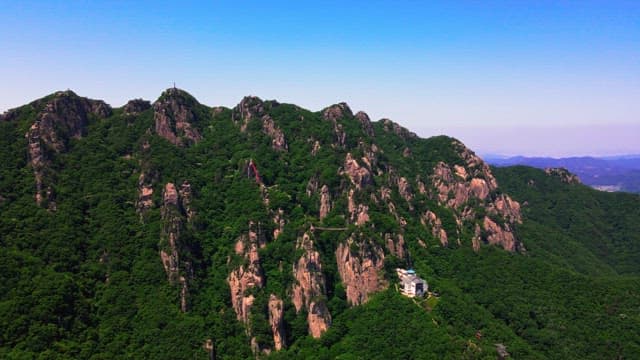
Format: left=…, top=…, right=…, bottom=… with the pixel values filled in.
left=0, top=89, right=638, bottom=359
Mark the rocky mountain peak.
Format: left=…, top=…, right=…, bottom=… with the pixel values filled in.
left=32, top=90, right=112, bottom=143
left=321, top=103, right=352, bottom=147
left=381, top=118, right=416, bottom=139
left=21, top=91, right=112, bottom=208
left=232, top=96, right=265, bottom=131
left=123, top=98, right=151, bottom=115
left=322, top=102, right=353, bottom=122
left=1, top=88, right=634, bottom=359
left=545, top=167, right=581, bottom=184
left=153, top=88, right=203, bottom=146
left=231, top=95, right=283, bottom=134
left=158, top=87, right=193, bottom=99
left=355, top=111, right=375, bottom=137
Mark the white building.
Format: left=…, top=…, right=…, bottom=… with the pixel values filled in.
left=396, top=268, right=427, bottom=298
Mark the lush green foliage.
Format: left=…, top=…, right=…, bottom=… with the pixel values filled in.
left=493, top=166, right=640, bottom=276
left=0, top=91, right=638, bottom=359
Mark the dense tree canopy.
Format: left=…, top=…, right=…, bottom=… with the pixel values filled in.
left=0, top=90, right=638, bottom=359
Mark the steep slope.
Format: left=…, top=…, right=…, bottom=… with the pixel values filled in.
left=0, top=89, right=638, bottom=359
left=493, top=165, right=640, bottom=276
left=1, top=90, right=112, bottom=209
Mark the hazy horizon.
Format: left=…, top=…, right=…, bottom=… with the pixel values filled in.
left=2, top=1, right=638, bottom=157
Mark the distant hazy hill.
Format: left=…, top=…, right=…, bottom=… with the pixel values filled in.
left=485, top=155, right=640, bottom=193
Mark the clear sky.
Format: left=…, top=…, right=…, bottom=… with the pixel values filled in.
left=2, top=1, right=639, bottom=157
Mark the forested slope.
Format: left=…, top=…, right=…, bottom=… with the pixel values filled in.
left=0, top=89, right=638, bottom=359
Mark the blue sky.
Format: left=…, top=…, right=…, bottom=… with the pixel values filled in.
left=1, top=1, right=639, bottom=156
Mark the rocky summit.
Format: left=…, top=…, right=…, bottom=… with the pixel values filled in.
left=1, top=89, right=639, bottom=359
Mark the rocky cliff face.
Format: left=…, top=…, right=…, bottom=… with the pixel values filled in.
left=483, top=216, right=518, bottom=252
left=381, top=118, right=416, bottom=139
left=323, top=103, right=352, bottom=147
left=1, top=88, right=540, bottom=356
left=23, top=91, right=112, bottom=208
left=272, top=209, right=285, bottom=240
left=355, top=111, right=375, bottom=137
left=431, top=161, right=494, bottom=209
left=348, top=189, right=370, bottom=225
left=428, top=140, right=523, bottom=251
left=136, top=171, right=155, bottom=215
left=153, top=88, right=203, bottom=146
left=232, top=96, right=288, bottom=151
left=396, top=176, right=413, bottom=203
left=268, top=294, right=285, bottom=351
left=335, top=237, right=386, bottom=306
left=490, top=193, right=522, bottom=223
left=159, top=182, right=193, bottom=312
left=262, top=115, right=288, bottom=151
left=343, top=153, right=373, bottom=189
left=291, top=233, right=332, bottom=338
left=385, top=233, right=405, bottom=258
left=359, top=142, right=379, bottom=171
left=319, top=185, right=331, bottom=220
left=228, top=228, right=264, bottom=324
left=179, top=181, right=195, bottom=221
left=227, top=220, right=287, bottom=353
left=422, top=210, right=448, bottom=246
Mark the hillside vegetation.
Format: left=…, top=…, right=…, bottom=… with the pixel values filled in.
left=0, top=89, right=638, bottom=359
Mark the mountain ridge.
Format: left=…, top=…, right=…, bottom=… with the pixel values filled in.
left=1, top=88, right=639, bottom=359
left=486, top=155, right=640, bottom=193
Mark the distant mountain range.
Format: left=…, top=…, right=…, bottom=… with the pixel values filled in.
left=485, top=155, right=640, bottom=193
